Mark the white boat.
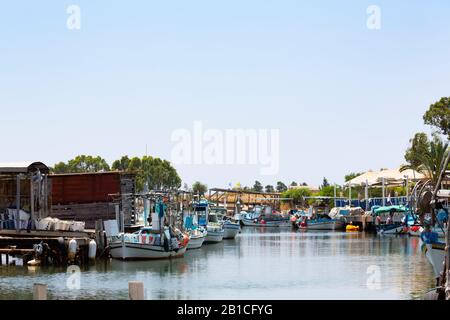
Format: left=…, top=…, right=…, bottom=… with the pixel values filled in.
left=423, top=242, right=446, bottom=278
left=187, top=228, right=207, bottom=250
left=184, top=213, right=207, bottom=250
left=109, top=227, right=189, bottom=260
left=298, top=218, right=345, bottom=230
left=241, top=206, right=291, bottom=227
left=210, top=207, right=241, bottom=239
left=194, top=200, right=225, bottom=244
left=205, top=225, right=224, bottom=243
left=223, top=221, right=240, bottom=239
left=376, top=224, right=406, bottom=235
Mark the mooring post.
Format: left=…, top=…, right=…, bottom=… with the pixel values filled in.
left=128, top=281, right=144, bottom=300
left=33, top=283, right=47, bottom=300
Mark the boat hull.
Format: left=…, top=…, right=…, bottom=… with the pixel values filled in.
left=109, top=242, right=187, bottom=260
left=205, top=230, right=224, bottom=243
left=187, top=234, right=206, bottom=250
left=241, top=218, right=291, bottom=227
left=299, top=221, right=341, bottom=230
left=425, top=243, right=445, bottom=278
left=223, top=223, right=240, bottom=239
left=376, top=224, right=405, bottom=235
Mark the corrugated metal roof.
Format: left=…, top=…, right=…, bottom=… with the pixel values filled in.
left=0, top=162, right=50, bottom=174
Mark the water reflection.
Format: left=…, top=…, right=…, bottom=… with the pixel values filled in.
left=0, top=228, right=436, bottom=300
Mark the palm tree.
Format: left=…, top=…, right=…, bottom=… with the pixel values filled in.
left=401, top=133, right=449, bottom=185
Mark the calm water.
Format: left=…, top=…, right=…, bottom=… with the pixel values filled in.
left=0, top=228, right=436, bottom=300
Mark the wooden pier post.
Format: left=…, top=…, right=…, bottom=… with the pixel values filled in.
left=33, top=284, right=47, bottom=300
left=128, top=281, right=144, bottom=300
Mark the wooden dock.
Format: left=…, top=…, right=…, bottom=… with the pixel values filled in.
left=0, top=229, right=96, bottom=266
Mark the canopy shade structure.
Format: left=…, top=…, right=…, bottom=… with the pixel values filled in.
left=0, top=162, right=50, bottom=175
left=373, top=167, right=425, bottom=185
left=373, top=205, right=408, bottom=215
left=345, top=167, right=425, bottom=187
left=345, top=170, right=379, bottom=187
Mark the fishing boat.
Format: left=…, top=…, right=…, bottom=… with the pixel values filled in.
left=241, top=206, right=291, bottom=227
left=222, top=220, right=240, bottom=239
left=297, top=215, right=345, bottom=230
left=374, top=205, right=409, bottom=235
left=195, top=200, right=224, bottom=243
left=187, top=228, right=207, bottom=249
left=422, top=241, right=446, bottom=279
left=109, top=227, right=189, bottom=260
left=210, top=207, right=240, bottom=239
left=376, top=223, right=405, bottom=235
left=184, top=213, right=207, bottom=250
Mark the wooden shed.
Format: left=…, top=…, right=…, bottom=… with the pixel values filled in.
left=49, top=172, right=136, bottom=229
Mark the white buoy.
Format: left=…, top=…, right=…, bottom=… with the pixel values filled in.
left=68, top=238, right=77, bottom=261
left=88, top=240, right=97, bottom=261
left=27, top=259, right=41, bottom=266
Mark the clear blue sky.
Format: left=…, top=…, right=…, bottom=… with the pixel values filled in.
left=1, top=1, right=449, bottom=188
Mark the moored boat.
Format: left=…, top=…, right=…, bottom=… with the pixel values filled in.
left=210, top=207, right=241, bottom=239
left=184, top=214, right=207, bottom=250
left=376, top=223, right=405, bottom=235
left=422, top=242, right=445, bottom=279
left=241, top=206, right=290, bottom=227
left=298, top=218, right=345, bottom=230
left=195, top=200, right=225, bottom=243
left=109, top=227, right=189, bottom=260
left=222, top=220, right=240, bottom=239
left=187, top=228, right=207, bottom=249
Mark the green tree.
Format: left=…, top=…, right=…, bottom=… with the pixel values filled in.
left=265, top=185, right=275, bottom=193
left=253, top=181, right=263, bottom=192
left=319, top=185, right=339, bottom=208
left=321, top=177, right=330, bottom=188
left=401, top=133, right=449, bottom=185
left=52, top=161, right=68, bottom=174
left=290, top=181, right=298, bottom=187
left=281, top=188, right=312, bottom=206
left=423, top=97, right=450, bottom=138
left=276, top=181, right=288, bottom=193
left=401, top=133, right=430, bottom=177
left=51, top=155, right=110, bottom=173
left=112, top=156, right=130, bottom=171
left=192, top=181, right=208, bottom=196
left=113, top=155, right=181, bottom=191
